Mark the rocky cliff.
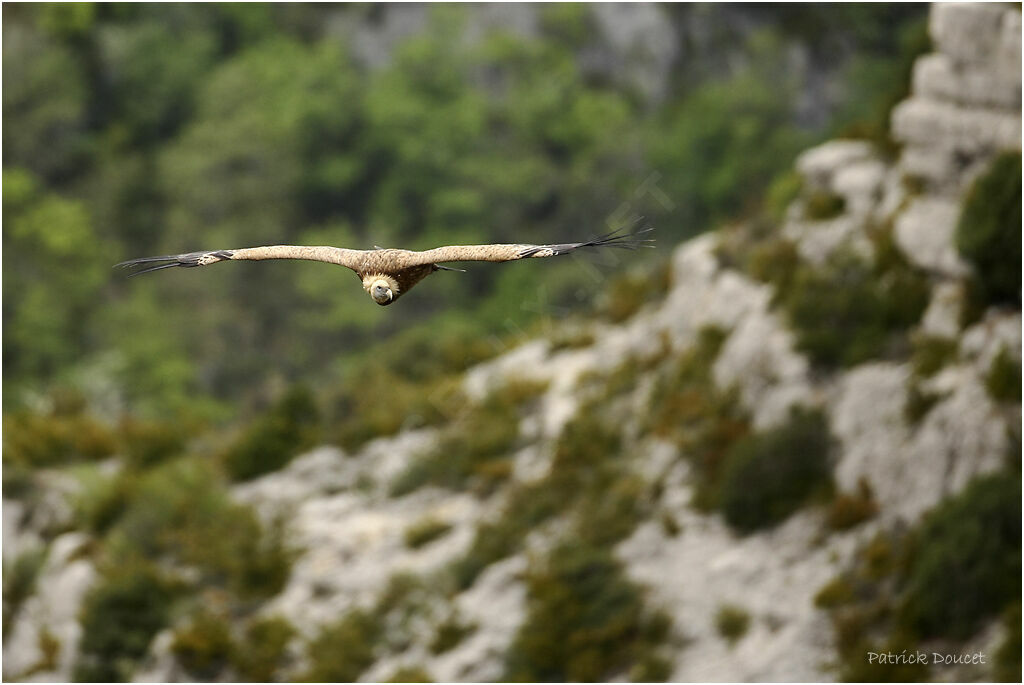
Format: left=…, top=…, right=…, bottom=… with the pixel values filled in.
left=3, top=3, right=1020, bottom=682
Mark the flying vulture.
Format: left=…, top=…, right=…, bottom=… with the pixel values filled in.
left=116, top=225, right=654, bottom=305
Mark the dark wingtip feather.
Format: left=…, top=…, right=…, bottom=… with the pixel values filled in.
left=586, top=222, right=656, bottom=250
left=114, top=250, right=233, bottom=276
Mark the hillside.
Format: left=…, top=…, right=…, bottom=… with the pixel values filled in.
left=2, top=3, right=1021, bottom=683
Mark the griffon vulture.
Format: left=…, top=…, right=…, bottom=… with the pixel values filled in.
left=116, top=225, right=654, bottom=305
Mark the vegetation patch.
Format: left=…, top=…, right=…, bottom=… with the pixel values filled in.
left=3, top=403, right=116, bottom=469
left=825, top=478, right=878, bottom=531
left=118, top=416, right=187, bottom=470
left=644, top=326, right=751, bottom=510
left=390, top=379, right=546, bottom=497
left=451, top=375, right=643, bottom=589
left=985, top=347, right=1022, bottom=404
left=763, top=170, right=803, bottom=223
left=717, top=408, right=833, bottom=533
left=327, top=366, right=464, bottom=453
left=230, top=615, right=296, bottom=682
left=450, top=479, right=563, bottom=590
left=386, top=666, right=433, bottom=682
left=221, top=385, right=320, bottom=482
left=325, top=323, right=504, bottom=453
left=30, top=628, right=62, bottom=675
left=548, top=325, right=596, bottom=352
left=404, top=516, right=453, bottom=549
left=73, top=468, right=136, bottom=535
left=171, top=608, right=234, bottom=680
left=899, top=473, right=1021, bottom=640
left=909, top=334, right=958, bottom=379
left=903, top=382, right=945, bottom=425
left=600, top=260, right=672, bottom=324
left=745, top=235, right=802, bottom=300
left=955, top=151, right=1022, bottom=311
left=303, top=608, right=381, bottom=682
left=816, top=470, right=1022, bottom=680
left=504, top=542, right=672, bottom=682
left=303, top=572, right=438, bottom=681
left=715, top=604, right=752, bottom=645
left=803, top=190, right=846, bottom=220
left=430, top=614, right=477, bottom=655
left=74, top=558, right=181, bottom=682
left=3, top=546, right=48, bottom=636
left=779, top=229, right=930, bottom=369
left=994, top=602, right=1022, bottom=682
left=107, top=456, right=294, bottom=599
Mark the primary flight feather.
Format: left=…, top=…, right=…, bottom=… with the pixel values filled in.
left=115, top=225, right=654, bottom=306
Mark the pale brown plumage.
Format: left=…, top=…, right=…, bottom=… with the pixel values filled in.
left=115, top=226, right=653, bottom=306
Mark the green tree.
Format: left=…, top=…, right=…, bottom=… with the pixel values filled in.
left=2, top=169, right=113, bottom=395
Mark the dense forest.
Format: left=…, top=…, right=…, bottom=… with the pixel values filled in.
left=3, top=3, right=927, bottom=421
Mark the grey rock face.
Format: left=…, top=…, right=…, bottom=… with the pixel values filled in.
left=893, top=3, right=1021, bottom=192
left=894, top=197, right=969, bottom=276
left=2, top=534, right=96, bottom=683
left=930, top=2, right=1011, bottom=65
left=913, top=53, right=1022, bottom=110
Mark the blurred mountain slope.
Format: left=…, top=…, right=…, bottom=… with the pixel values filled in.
left=3, top=3, right=1021, bottom=683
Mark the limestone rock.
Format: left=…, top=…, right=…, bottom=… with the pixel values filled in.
left=913, top=53, right=1022, bottom=110
left=796, top=140, right=877, bottom=192
left=2, top=533, right=96, bottom=683
left=618, top=508, right=860, bottom=682
left=832, top=157, right=887, bottom=216
left=662, top=234, right=774, bottom=344
left=784, top=214, right=873, bottom=265
left=920, top=280, right=965, bottom=339
left=893, top=196, right=969, bottom=276
left=831, top=364, right=914, bottom=517
left=930, top=3, right=1009, bottom=65
left=713, top=307, right=813, bottom=429
left=891, top=99, right=1022, bottom=158
left=831, top=362, right=1007, bottom=523
left=961, top=310, right=1023, bottom=372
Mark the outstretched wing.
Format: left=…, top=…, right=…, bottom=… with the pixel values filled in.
left=115, top=245, right=366, bottom=277
left=405, top=225, right=654, bottom=267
